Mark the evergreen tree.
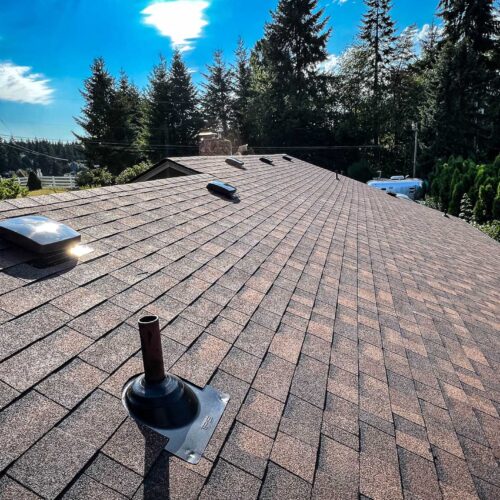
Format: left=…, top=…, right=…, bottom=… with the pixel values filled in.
left=359, top=0, right=397, bottom=145
left=21, top=155, right=33, bottom=171
left=450, top=180, right=465, bottom=215
left=473, top=186, right=488, bottom=222
left=493, top=181, right=500, bottom=219
left=146, top=55, right=172, bottom=160
left=387, top=25, right=423, bottom=173
left=420, top=22, right=442, bottom=64
left=431, top=0, right=498, bottom=160
left=27, top=170, right=42, bottom=191
left=232, top=39, right=252, bottom=144
left=7, top=144, right=22, bottom=172
left=168, top=50, right=202, bottom=150
left=249, top=0, right=331, bottom=147
left=202, top=50, right=234, bottom=137
left=459, top=192, right=474, bottom=222
left=0, top=140, right=8, bottom=173
left=107, top=71, right=146, bottom=175
left=74, top=58, right=115, bottom=168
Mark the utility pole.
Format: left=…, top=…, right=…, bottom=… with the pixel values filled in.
left=412, top=122, right=418, bottom=178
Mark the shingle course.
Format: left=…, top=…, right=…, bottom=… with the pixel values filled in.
left=0, top=154, right=499, bottom=499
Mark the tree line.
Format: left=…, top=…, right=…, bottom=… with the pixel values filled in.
left=75, top=0, right=498, bottom=185
left=0, top=138, right=84, bottom=176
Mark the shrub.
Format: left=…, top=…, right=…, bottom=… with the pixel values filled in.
left=115, top=161, right=152, bottom=185
left=27, top=170, right=42, bottom=191
left=76, top=167, right=114, bottom=187
left=430, top=155, right=500, bottom=222
left=347, top=160, right=373, bottom=183
left=472, top=220, right=500, bottom=242
left=459, top=193, right=473, bottom=223
left=0, top=178, right=28, bottom=200
left=420, top=196, right=441, bottom=210
left=492, top=181, right=500, bottom=220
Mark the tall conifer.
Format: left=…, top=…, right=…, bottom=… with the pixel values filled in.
left=201, top=50, right=234, bottom=136
left=232, top=39, right=252, bottom=144
left=359, top=0, right=397, bottom=145
left=74, top=58, right=115, bottom=168
left=249, top=0, right=331, bottom=146
left=146, top=55, right=172, bottom=160
left=168, top=50, right=202, bottom=150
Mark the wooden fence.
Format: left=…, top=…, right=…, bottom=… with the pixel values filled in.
left=13, top=175, right=77, bottom=189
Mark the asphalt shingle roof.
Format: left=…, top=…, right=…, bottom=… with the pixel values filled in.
left=0, top=154, right=499, bottom=499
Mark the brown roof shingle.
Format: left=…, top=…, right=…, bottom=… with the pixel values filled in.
left=0, top=154, right=499, bottom=499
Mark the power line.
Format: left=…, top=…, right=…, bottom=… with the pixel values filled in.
left=1, top=133, right=383, bottom=151
left=0, top=117, right=73, bottom=163
left=4, top=142, right=70, bottom=162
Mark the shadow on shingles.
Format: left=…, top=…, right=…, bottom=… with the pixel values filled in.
left=0, top=252, right=77, bottom=280
left=207, top=192, right=241, bottom=204
left=139, top=423, right=171, bottom=500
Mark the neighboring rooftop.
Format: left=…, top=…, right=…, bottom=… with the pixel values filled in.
left=0, top=154, right=499, bottom=499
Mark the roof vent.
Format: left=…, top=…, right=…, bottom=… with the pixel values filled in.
left=260, top=156, right=273, bottom=165
left=122, top=316, right=229, bottom=464
left=0, top=216, right=84, bottom=267
left=207, top=180, right=237, bottom=198
left=283, top=155, right=293, bottom=161
left=225, top=157, right=245, bottom=169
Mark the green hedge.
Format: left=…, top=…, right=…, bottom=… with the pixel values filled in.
left=430, top=155, right=500, bottom=221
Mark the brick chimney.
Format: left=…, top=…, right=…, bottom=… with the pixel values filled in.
left=198, top=131, right=232, bottom=156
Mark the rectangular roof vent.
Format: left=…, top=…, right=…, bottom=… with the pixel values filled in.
left=283, top=155, right=293, bottom=161
left=260, top=157, right=273, bottom=165
left=225, top=157, right=245, bottom=169
left=207, top=180, right=237, bottom=199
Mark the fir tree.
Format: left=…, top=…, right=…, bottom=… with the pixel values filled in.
left=74, top=58, right=115, bottom=168
left=387, top=25, right=422, bottom=172
left=249, top=0, right=331, bottom=147
left=107, top=71, right=146, bottom=174
left=359, top=0, right=396, bottom=146
left=232, top=39, right=252, bottom=144
left=201, top=50, right=234, bottom=137
left=420, top=22, right=442, bottom=64
left=440, top=0, right=497, bottom=52
left=146, top=55, right=172, bottom=160
left=459, top=192, right=473, bottom=222
left=432, top=0, right=498, bottom=159
left=168, top=50, right=202, bottom=149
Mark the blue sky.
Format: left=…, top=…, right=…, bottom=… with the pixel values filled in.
left=0, top=0, right=440, bottom=141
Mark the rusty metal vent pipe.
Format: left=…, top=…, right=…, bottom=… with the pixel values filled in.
left=122, top=315, right=229, bottom=464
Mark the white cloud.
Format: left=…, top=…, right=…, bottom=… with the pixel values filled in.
left=0, top=62, right=54, bottom=105
left=141, top=0, right=210, bottom=52
left=415, top=24, right=443, bottom=42
left=318, top=54, right=339, bottom=73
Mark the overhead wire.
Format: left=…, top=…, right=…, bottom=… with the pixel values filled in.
left=0, top=116, right=72, bottom=163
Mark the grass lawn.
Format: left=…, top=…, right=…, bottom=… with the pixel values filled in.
left=27, top=188, right=68, bottom=197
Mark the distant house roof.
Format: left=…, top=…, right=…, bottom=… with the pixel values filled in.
left=0, top=154, right=499, bottom=499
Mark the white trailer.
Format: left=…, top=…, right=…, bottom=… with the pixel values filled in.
left=367, top=177, right=424, bottom=200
